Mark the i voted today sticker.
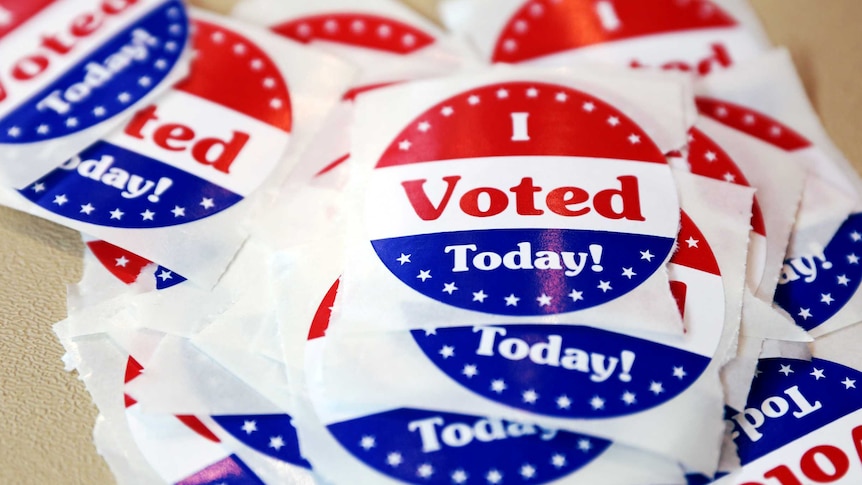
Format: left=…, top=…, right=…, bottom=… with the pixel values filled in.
left=19, top=15, right=292, bottom=229
left=0, top=0, right=191, bottom=187
left=365, top=81, right=679, bottom=317
left=407, top=211, right=723, bottom=419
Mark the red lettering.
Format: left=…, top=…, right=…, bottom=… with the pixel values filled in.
left=799, top=445, right=849, bottom=482
left=124, top=105, right=159, bottom=139
left=154, top=124, right=195, bottom=151
left=401, top=176, right=462, bottom=221
left=661, top=61, right=691, bottom=72
left=509, top=177, right=543, bottom=215
left=698, top=43, right=732, bottom=76
left=12, top=55, right=49, bottom=80
left=460, top=187, right=508, bottom=218
left=763, top=465, right=803, bottom=485
left=70, top=12, right=104, bottom=37
left=40, top=33, right=74, bottom=54
left=853, top=425, right=862, bottom=466
left=101, top=0, right=140, bottom=15
left=546, top=187, right=590, bottom=216
left=192, top=131, right=250, bottom=174
left=593, top=176, right=645, bottom=221
left=0, top=80, right=6, bottom=103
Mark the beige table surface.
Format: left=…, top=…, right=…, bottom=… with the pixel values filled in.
left=2, top=1, right=862, bottom=483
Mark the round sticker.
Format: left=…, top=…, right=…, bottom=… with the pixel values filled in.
left=408, top=211, right=724, bottom=419
left=87, top=239, right=186, bottom=289
left=491, top=0, right=737, bottom=64
left=774, top=214, right=862, bottom=331
left=273, top=13, right=435, bottom=55
left=721, top=358, right=862, bottom=485
left=123, top=356, right=310, bottom=484
left=0, top=0, right=189, bottom=144
left=366, top=81, right=679, bottom=317
left=695, top=97, right=812, bottom=152
left=20, top=18, right=292, bottom=229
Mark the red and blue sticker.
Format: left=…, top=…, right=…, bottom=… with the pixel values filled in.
left=19, top=17, right=292, bottom=229
left=365, top=81, right=680, bottom=317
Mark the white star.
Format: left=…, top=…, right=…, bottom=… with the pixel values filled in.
left=473, top=290, right=488, bottom=302
left=715, top=106, right=729, bottom=117
left=522, top=389, right=539, bottom=404
left=621, top=391, right=637, bottom=405
left=581, top=100, right=595, bottom=111
left=685, top=237, right=700, bottom=248
left=157, top=270, right=173, bottom=281
left=743, top=113, right=756, bottom=125
left=462, top=364, right=478, bottom=378
left=705, top=151, right=717, bottom=162
left=770, top=126, right=782, bottom=137
left=37, top=124, right=49, bottom=134
left=723, top=172, right=736, bottom=183
left=849, top=253, right=860, bottom=264
left=497, top=88, right=509, bottom=99
left=852, top=231, right=862, bottom=242
left=451, top=469, right=468, bottom=483
left=32, top=183, right=46, bottom=193
left=556, top=395, right=572, bottom=409
left=398, top=139, right=412, bottom=151
left=417, top=463, right=434, bottom=478
left=821, top=293, right=835, bottom=304
left=468, top=95, right=480, bottom=106
left=377, top=24, right=392, bottom=38
left=673, top=366, right=687, bottom=379
left=269, top=436, right=285, bottom=450
left=628, top=134, right=641, bottom=144
left=79, top=203, right=95, bottom=215
left=117, top=92, right=131, bottom=103
left=211, top=31, right=226, bottom=43
left=537, top=293, right=552, bottom=306
left=490, top=379, right=507, bottom=393
left=607, top=116, right=620, bottom=127
left=359, top=435, right=376, bottom=450
left=640, top=250, right=655, bottom=262
left=7, top=126, right=20, bottom=137
left=441, top=106, right=454, bottom=116
left=165, top=41, right=178, bottom=51
left=115, top=256, right=129, bottom=267
left=200, top=198, right=215, bottom=209
left=621, top=267, right=636, bottom=279
left=53, top=194, right=68, bottom=206
left=233, top=43, right=247, bottom=55
left=568, top=289, right=583, bottom=302
left=577, top=439, right=592, bottom=452
left=263, top=77, right=276, bottom=89
left=138, top=76, right=151, bottom=87
left=520, top=464, right=536, bottom=479
left=798, top=308, right=813, bottom=320
left=842, top=377, right=856, bottom=389
left=589, top=395, right=605, bottom=410
left=350, top=19, right=366, bottom=33
left=171, top=206, right=185, bottom=217
left=779, top=364, right=794, bottom=376
left=504, top=294, right=520, bottom=306
left=270, top=98, right=283, bottom=109
left=424, top=327, right=437, bottom=336
left=109, top=208, right=124, bottom=220
left=65, top=118, right=78, bottom=127
left=169, top=23, right=182, bottom=35
left=141, top=209, right=155, bottom=221
left=443, top=282, right=458, bottom=294
left=838, top=274, right=851, bottom=286
left=154, top=59, right=167, bottom=70
left=526, top=87, right=539, bottom=98
left=386, top=452, right=402, bottom=467
left=597, top=281, right=612, bottom=293
left=810, top=368, right=826, bottom=380
left=397, top=253, right=411, bottom=265
left=649, top=381, right=664, bottom=394
left=241, top=420, right=257, bottom=434
left=250, top=58, right=264, bottom=71
left=417, top=121, right=431, bottom=132
left=555, top=92, right=568, bottom=103
left=417, top=270, right=432, bottom=282
left=551, top=454, right=567, bottom=468
left=93, top=106, right=106, bottom=117
left=486, top=469, right=503, bottom=484
left=439, top=345, right=455, bottom=359
left=502, top=38, right=517, bottom=52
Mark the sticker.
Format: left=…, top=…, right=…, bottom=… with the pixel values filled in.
left=273, top=13, right=435, bottom=55
left=366, top=81, right=679, bottom=317
left=774, top=215, right=862, bottom=331
left=717, top=358, right=862, bottom=484
left=0, top=0, right=191, bottom=186
left=695, top=98, right=811, bottom=152
left=407, top=211, right=722, bottom=419
left=19, top=17, right=292, bottom=229
left=87, top=239, right=186, bottom=290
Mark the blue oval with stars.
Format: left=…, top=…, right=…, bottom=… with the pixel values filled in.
left=774, top=213, right=862, bottom=332
left=211, top=414, right=312, bottom=470
left=20, top=141, right=243, bottom=228
left=411, top=324, right=710, bottom=419
left=326, top=407, right=611, bottom=484
left=0, top=0, right=188, bottom=144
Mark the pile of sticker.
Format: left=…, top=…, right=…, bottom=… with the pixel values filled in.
left=8, top=0, right=859, bottom=483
